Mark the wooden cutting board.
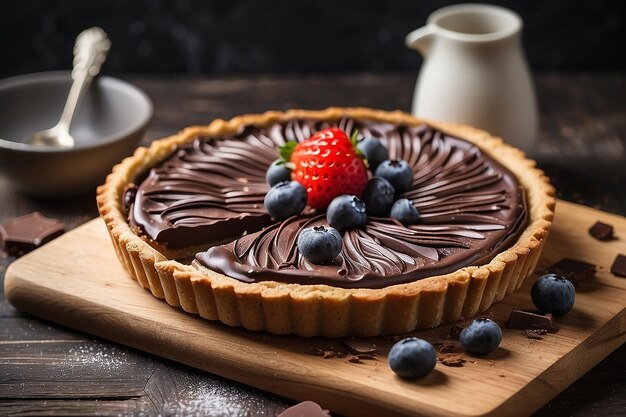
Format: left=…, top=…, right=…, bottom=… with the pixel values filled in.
left=5, top=200, right=626, bottom=417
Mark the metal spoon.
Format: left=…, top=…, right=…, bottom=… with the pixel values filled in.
left=26, top=27, right=111, bottom=147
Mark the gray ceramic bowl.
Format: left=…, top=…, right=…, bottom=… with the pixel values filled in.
left=0, top=72, right=152, bottom=197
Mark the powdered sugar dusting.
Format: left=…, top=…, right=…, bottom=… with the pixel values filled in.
left=159, top=372, right=288, bottom=417
left=64, top=340, right=129, bottom=372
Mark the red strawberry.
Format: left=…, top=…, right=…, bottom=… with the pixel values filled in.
left=280, top=128, right=369, bottom=209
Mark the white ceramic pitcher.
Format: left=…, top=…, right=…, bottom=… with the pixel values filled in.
left=405, top=4, right=537, bottom=151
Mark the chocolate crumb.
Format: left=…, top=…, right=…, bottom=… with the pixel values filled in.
left=589, top=221, right=614, bottom=241
left=433, top=340, right=457, bottom=353
left=522, top=329, right=546, bottom=340
left=309, top=348, right=336, bottom=359
left=347, top=355, right=364, bottom=363
left=507, top=308, right=553, bottom=331
left=439, top=354, right=466, bottom=367
left=309, top=348, right=324, bottom=356
left=545, top=258, right=596, bottom=286
left=610, top=254, right=626, bottom=278
left=448, top=317, right=469, bottom=340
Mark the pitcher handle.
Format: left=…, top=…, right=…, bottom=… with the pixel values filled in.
left=405, top=24, right=436, bottom=57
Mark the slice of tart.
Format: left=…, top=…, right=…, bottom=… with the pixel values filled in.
left=97, top=108, right=555, bottom=337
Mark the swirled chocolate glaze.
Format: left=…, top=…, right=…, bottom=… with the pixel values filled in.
left=130, top=117, right=527, bottom=289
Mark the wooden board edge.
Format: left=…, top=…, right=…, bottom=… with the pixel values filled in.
left=4, top=268, right=452, bottom=417
left=485, top=310, right=626, bottom=417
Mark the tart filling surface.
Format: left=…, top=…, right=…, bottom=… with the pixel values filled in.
left=128, top=118, right=527, bottom=288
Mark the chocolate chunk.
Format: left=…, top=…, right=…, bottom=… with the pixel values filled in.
left=277, top=401, right=331, bottom=417
left=342, top=339, right=377, bottom=355
left=0, top=212, right=64, bottom=257
left=507, top=309, right=553, bottom=331
left=610, top=254, right=626, bottom=278
left=588, top=221, right=614, bottom=241
left=546, top=258, right=596, bottom=286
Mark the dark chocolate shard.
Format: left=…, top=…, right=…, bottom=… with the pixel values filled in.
left=507, top=308, right=553, bottom=331
left=546, top=258, right=596, bottom=286
left=588, top=221, right=614, bottom=241
left=277, top=401, right=332, bottom=417
left=342, top=339, right=377, bottom=355
left=0, top=212, right=65, bottom=257
left=610, top=254, right=626, bottom=278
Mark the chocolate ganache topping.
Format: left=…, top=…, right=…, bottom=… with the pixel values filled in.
left=129, top=117, right=527, bottom=289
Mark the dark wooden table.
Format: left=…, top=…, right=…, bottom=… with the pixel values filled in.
left=1, top=73, right=625, bottom=416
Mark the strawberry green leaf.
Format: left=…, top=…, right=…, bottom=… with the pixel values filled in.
left=351, top=129, right=367, bottom=163
left=350, top=129, right=359, bottom=146
left=279, top=141, right=297, bottom=162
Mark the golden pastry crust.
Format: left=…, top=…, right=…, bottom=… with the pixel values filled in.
left=97, top=107, right=555, bottom=337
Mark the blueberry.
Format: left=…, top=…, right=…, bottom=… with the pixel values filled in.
left=390, top=198, right=420, bottom=226
left=326, top=195, right=367, bottom=232
left=460, top=318, right=502, bottom=355
left=388, top=337, right=437, bottom=379
left=297, top=226, right=342, bottom=264
left=362, top=177, right=395, bottom=217
left=531, top=273, right=575, bottom=316
left=375, top=160, right=414, bottom=194
left=264, top=181, right=307, bottom=220
left=266, top=159, right=292, bottom=186
left=357, top=137, right=389, bottom=171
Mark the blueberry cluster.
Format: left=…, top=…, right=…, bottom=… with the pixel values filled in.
left=330, top=137, right=419, bottom=229
left=388, top=274, right=577, bottom=378
left=359, top=138, right=419, bottom=224
left=388, top=317, right=502, bottom=379
left=263, top=137, right=421, bottom=265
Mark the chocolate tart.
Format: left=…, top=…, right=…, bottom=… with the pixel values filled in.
left=97, top=108, right=555, bottom=337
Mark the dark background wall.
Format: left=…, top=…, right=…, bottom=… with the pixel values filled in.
left=1, top=0, right=624, bottom=77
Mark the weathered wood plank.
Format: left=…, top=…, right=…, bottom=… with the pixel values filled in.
left=0, top=340, right=151, bottom=398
